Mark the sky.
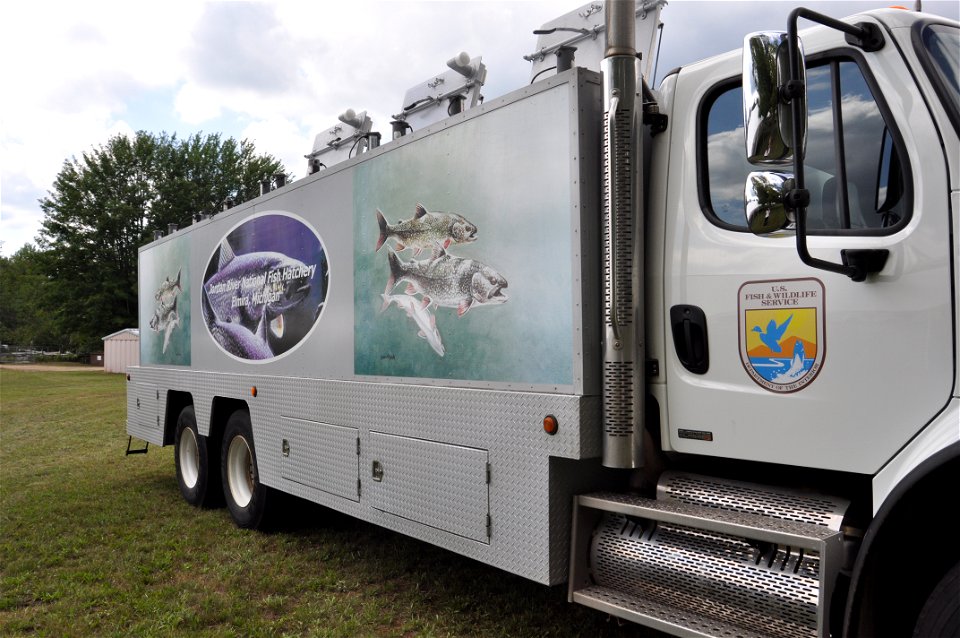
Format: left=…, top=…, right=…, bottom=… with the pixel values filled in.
left=1, top=0, right=957, bottom=257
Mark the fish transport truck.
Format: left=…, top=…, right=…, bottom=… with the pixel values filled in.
left=125, top=1, right=959, bottom=636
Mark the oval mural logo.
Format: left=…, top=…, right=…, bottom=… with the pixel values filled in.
left=202, top=212, right=329, bottom=362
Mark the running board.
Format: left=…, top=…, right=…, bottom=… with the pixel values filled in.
left=569, top=478, right=848, bottom=638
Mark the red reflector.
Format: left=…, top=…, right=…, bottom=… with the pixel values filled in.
left=543, top=415, right=558, bottom=435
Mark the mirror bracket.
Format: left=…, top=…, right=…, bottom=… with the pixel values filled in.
left=780, top=79, right=805, bottom=103
left=785, top=9, right=886, bottom=282
left=784, top=188, right=810, bottom=210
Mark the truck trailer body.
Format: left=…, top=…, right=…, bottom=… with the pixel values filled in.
left=127, top=3, right=959, bottom=636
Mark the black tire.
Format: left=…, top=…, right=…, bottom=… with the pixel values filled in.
left=174, top=406, right=221, bottom=507
left=914, top=562, right=960, bottom=637
left=221, top=410, right=273, bottom=529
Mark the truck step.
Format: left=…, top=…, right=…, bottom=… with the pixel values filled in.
left=569, top=477, right=849, bottom=638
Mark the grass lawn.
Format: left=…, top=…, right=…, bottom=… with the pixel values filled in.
left=0, top=368, right=660, bottom=637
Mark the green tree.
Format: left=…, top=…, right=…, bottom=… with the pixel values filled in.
left=0, top=244, right=60, bottom=349
left=37, top=131, right=282, bottom=351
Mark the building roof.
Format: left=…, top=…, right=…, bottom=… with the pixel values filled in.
left=102, top=328, right=141, bottom=341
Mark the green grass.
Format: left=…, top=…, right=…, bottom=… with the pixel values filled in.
left=0, top=369, right=660, bottom=637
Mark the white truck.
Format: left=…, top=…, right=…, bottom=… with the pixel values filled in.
left=126, top=2, right=959, bottom=636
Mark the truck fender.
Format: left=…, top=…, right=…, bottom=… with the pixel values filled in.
left=843, top=442, right=960, bottom=637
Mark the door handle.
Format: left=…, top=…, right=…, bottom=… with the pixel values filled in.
left=670, top=305, right=709, bottom=374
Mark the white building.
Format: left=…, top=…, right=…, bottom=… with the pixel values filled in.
left=102, top=329, right=140, bottom=373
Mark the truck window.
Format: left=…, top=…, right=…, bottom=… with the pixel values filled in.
left=915, top=23, right=959, bottom=133
left=702, top=57, right=910, bottom=234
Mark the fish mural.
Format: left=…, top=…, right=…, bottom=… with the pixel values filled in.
left=385, top=245, right=508, bottom=317
left=381, top=293, right=445, bottom=356
left=376, top=203, right=478, bottom=255
left=202, top=213, right=329, bottom=362
left=149, top=267, right=184, bottom=354
left=374, top=204, right=509, bottom=359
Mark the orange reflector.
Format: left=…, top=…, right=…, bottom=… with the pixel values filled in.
left=251, top=386, right=258, bottom=397
left=889, top=5, right=908, bottom=9
left=543, top=415, right=558, bottom=435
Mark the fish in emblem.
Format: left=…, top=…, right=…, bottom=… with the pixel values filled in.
left=384, top=245, right=508, bottom=317
left=375, top=203, right=478, bottom=255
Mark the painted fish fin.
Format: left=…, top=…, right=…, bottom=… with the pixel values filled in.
left=442, top=238, right=452, bottom=249
left=395, top=242, right=407, bottom=252
left=430, top=242, right=447, bottom=261
left=417, top=331, right=427, bottom=339
left=375, top=209, right=389, bottom=252
left=420, top=296, right=431, bottom=310
left=380, top=294, right=392, bottom=313
left=218, top=239, right=236, bottom=271
left=457, top=298, right=473, bottom=317
left=405, top=283, right=417, bottom=296
left=415, top=203, right=429, bottom=219
left=174, top=267, right=182, bottom=291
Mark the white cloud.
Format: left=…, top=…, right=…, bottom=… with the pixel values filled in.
left=2, top=0, right=958, bottom=255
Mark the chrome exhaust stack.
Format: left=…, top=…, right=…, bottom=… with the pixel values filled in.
left=601, top=0, right=645, bottom=468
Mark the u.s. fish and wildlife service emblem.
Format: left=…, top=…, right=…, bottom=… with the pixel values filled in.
left=738, top=278, right=825, bottom=393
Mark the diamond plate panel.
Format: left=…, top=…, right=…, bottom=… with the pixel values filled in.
left=368, top=432, right=489, bottom=543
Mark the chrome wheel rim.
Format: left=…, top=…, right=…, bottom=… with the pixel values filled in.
left=178, top=427, right=200, bottom=489
left=227, top=435, right=255, bottom=507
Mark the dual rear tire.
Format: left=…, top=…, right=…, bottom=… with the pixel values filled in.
left=173, top=406, right=272, bottom=529
left=221, top=410, right=274, bottom=529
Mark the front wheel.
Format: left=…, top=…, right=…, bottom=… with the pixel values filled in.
left=914, top=562, right=960, bottom=637
left=221, top=410, right=273, bottom=529
left=174, top=406, right=220, bottom=507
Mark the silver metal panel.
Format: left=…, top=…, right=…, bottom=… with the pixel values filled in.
left=128, top=364, right=605, bottom=584
left=281, top=417, right=359, bottom=502
left=368, top=432, right=489, bottom=543
left=127, top=379, right=161, bottom=445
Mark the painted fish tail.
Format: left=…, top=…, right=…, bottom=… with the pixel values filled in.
left=384, top=249, right=403, bottom=297
left=375, top=209, right=389, bottom=252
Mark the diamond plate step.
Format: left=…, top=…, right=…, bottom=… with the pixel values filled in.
left=569, top=490, right=846, bottom=638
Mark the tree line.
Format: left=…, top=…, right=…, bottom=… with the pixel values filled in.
left=0, top=131, right=283, bottom=353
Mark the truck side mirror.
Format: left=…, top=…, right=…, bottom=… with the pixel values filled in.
left=744, top=171, right=795, bottom=235
left=742, top=32, right=806, bottom=165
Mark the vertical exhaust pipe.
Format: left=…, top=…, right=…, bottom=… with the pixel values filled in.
left=601, top=0, right=645, bottom=468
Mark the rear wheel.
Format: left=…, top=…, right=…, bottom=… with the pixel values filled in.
left=221, top=410, right=273, bottom=529
left=174, top=406, right=220, bottom=507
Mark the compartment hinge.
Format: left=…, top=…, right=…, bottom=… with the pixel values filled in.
left=486, top=462, right=491, bottom=484
left=486, top=514, right=492, bottom=539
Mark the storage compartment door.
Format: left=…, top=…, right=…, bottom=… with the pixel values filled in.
left=281, top=417, right=360, bottom=502
left=368, top=433, right=489, bottom=543
left=127, top=382, right=161, bottom=444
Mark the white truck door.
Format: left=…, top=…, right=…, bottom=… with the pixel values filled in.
left=661, top=29, right=954, bottom=474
